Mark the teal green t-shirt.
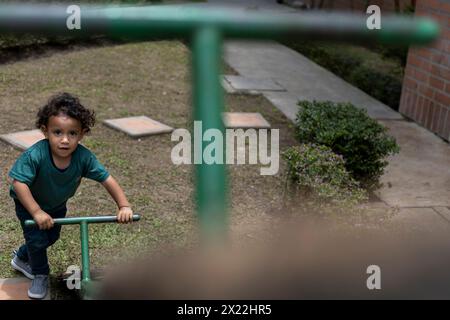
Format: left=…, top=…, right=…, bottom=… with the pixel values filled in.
left=9, top=139, right=110, bottom=212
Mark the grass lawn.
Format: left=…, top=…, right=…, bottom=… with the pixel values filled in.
left=0, top=40, right=297, bottom=286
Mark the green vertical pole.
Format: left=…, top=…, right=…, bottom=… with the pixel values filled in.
left=80, top=221, right=91, bottom=284
left=192, top=26, right=227, bottom=245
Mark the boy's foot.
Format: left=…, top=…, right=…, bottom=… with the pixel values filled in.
left=28, top=275, right=48, bottom=299
left=11, top=250, right=34, bottom=280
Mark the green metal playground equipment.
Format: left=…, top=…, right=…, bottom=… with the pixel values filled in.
left=24, top=214, right=141, bottom=298
left=0, top=2, right=440, bottom=298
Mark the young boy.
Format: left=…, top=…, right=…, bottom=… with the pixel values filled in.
left=9, top=92, right=133, bottom=299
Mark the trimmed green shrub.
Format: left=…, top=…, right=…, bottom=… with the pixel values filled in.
left=349, top=65, right=402, bottom=110
left=371, top=4, right=415, bottom=67
left=295, top=100, right=400, bottom=190
left=281, top=40, right=404, bottom=110
left=285, top=41, right=362, bottom=80
left=375, top=44, right=409, bottom=67
left=282, top=144, right=367, bottom=205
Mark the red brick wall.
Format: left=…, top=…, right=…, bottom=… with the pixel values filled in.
left=318, top=0, right=412, bottom=12
left=399, top=0, right=450, bottom=141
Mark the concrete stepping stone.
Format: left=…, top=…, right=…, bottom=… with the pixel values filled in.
left=103, top=116, right=173, bottom=138
left=0, top=277, right=50, bottom=300
left=222, top=112, right=271, bottom=129
left=223, top=75, right=286, bottom=93
left=0, top=129, right=45, bottom=151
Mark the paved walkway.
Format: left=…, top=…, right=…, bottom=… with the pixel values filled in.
left=224, top=40, right=403, bottom=121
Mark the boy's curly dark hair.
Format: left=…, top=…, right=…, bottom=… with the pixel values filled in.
left=36, top=92, right=96, bottom=133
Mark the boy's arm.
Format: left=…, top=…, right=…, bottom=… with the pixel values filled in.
left=12, top=180, right=54, bottom=230
left=101, top=175, right=133, bottom=223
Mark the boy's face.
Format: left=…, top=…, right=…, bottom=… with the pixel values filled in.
left=41, top=113, right=85, bottom=159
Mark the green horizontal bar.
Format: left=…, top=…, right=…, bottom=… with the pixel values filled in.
left=0, top=4, right=440, bottom=45
left=24, top=214, right=141, bottom=226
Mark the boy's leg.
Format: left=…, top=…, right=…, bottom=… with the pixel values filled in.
left=23, top=228, right=51, bottom=275
left=14, top=200, right=29, bottom=261
left=16, top=244, right=29, bottom=262
left=15, top=201, right=50, bottom=275
left=27, top=206, right=66, bottom=298
left=11, top=200, right=34, bottom=278
left=14, top=200, right=67, bottom=299
left=11, top=245, right=34, bottom=280
left=15, top=202, right=66, bottom=275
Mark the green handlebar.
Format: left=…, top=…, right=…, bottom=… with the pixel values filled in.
left=0, top=5, right=441, bottom=45
left=23, top=213, right=141, bottom=299
left=24, top=214, right=141, bottom=227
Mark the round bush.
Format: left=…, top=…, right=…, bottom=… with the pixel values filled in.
left=295, top=100, right=400, bottom=190
left=282, top=144, right=367, bottom=205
